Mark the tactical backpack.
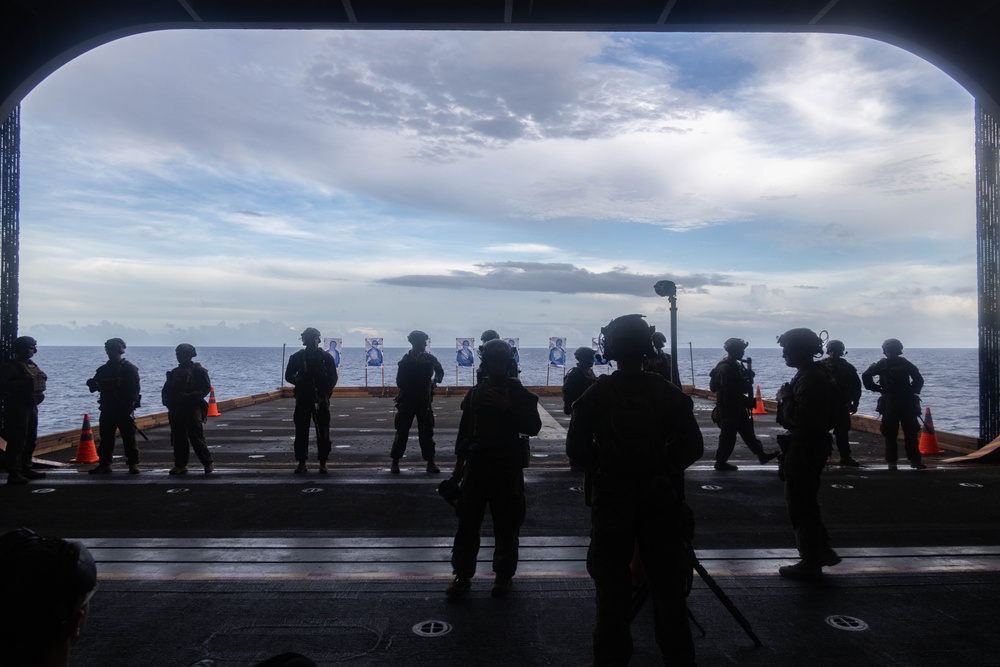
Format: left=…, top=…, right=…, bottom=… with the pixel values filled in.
left=709, top=361, right=725, bottom=393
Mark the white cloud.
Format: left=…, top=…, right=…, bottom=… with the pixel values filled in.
left=15, top=29, right=978, bottom=347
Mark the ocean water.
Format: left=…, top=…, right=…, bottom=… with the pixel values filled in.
left=29, top=346, right=979, bottom=437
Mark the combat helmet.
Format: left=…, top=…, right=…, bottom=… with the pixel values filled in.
left=776, top=328, right=824, bottom=357
left=407, top=330, right=429, bottom=344
left=651, top=331, right=667, bottom=348
left=601, top=314, right=656, bottom=361
left=480, top=329, right=500, bottom=343
left=480, top=339, right=514, bottom=365
left=574, top=346, right=596, bottom=363
left=882, top=338, right=904, bottom=355
left=175, top=343, right=197, bottom=358
left=723, top=337, right=749, bottom=353
left=13, top=336, right=37, bottom=351
left=104, top=338, right=126, bottom=354
left=300, top=327, right=321, bottom=343
left=826, top=339, right=846, bottom=356
left=0, top=528, right=97, bottom=629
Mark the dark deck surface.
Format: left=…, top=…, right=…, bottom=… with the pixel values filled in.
left=4, top=393, right=999, bottom=666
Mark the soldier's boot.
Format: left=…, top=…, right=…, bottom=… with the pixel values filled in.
left=204, top=462, right=214, bottom=474
left=839, top=456, right=860, bottom=467
left=491, top=576, right=513, bottom=598
left=319, top=461, right=329, bottom=474
left=294, top=461, right=307, bottom=474
left=778, top=560, right=823, bottom=582
left=714, top=461, right=738, bottom=471
left=20, top=467, right=46, bottom=479
left=88, top=463, right=112, bottom=475
left=169, top=466, right=188, bottom=475
left=445, top=575, right=471, bottom=599
left=758, top=451, right=780, bottom=464
left=128, top=463, right=141, bottom=475
left=6, top=472, right=29, bottom=485
left=910, top=460, right=927, bottom=470
left=390, top=459, right=401, bottom=475
left=426, top=460, right=440, bottom=474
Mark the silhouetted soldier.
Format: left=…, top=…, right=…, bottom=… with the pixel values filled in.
left=86, top=338, right=141, bottom=475
left=566, top=314, right=703, bottom=667
left=476, top=328, right=517, bottom=382
left=710, top=338, right=778, bottom=471
left=390, top=330, right=445, bottom=475
left=162, top=343, right=213, bottom=475
left=821, top=340, right=862, bottom=467
left=862, top=338, right=925, bottom=470
left=0, top=336, right=47, bottom=484
left=775, top=328, right=841, bottom=581
left=284, top=327, right=338, bottom=474
left=446, top=339, right=541, bottom=599
left=0, top=528, right=98, bottom=667
left=643, top=330, right=673, bottom=381
left=562, top=346, right=597, bottom=471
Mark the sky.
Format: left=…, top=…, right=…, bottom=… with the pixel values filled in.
left=16, top=29, right=977, bottom=349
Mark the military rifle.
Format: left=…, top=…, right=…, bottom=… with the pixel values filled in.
left=127, top=414, right=149, bottom=442
left=632, top=550, right=762, bottom=648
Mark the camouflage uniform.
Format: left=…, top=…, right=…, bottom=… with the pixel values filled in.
left=450, top=376, right=541, bottom=583
left=162, top=355, right=213, bottom=470
left=567, top=370, right=704, bottom=667
left=88, top=356, right=141, bottom=468
left=285, top=346, right=338, bottom=465
left=391, top=349, right=445, bottom=463
left=0, top=346, right=46, bottom=479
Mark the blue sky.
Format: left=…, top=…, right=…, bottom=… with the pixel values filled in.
left=16, top=30, right=976, bottom=348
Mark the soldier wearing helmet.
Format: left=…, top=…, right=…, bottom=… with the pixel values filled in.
left=446, top=338, right=541, bottom=600
left=562, top=346, right=598, bottom=471
left=709, top=337, right=778, bottom=471
left=643, top=330, right=673, bottom=382
left=0, top=336, right=47, bottom=484
left=85, top=338, right=141, bottom=475
left=389, top=330, right=445, bottom=475
left=476, top=329, right=518, bottom=383
left=774, top=327, right=841, bottom=581
left=820, top=340, right=862, bottom=466
left=284, top=327, right=338, bottom=474
left=566, top=315, right=703, bottom=666
left=861, top=338, right=925, bottom=470
left=562, top=347, right=598, bottom=416
left=0, top=528, right=98, bottom=666
left=161, top=343, right=213, bottom=475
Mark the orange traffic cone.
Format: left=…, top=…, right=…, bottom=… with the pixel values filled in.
left=751, top=385, right=767, bottom=414
left=207, top=387, right=221, bottom=417
left=70, top=413, right=100, bottom=464
left=919, top=407, right=943, bottom=455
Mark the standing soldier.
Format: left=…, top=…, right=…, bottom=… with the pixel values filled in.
left=566, top=314, right=704, bottom=667
left=86, top=338, right=141, bottom=475
left=0, top=336, right=47, bottom=484
left=162, top=343, right=213, bottom=475
left=284, top=327, right=338, bottom=474
left=861, top=338, right=925, bottom=470
left=390, top=330, right=445, bottom=475
left=775, top=328, right=841, bottom=581
left=446, top=339, right=541, bottom=599
left=710, top=338, right=778, bottom=471
left=562, top=346, right=598, bottom=471
left=821, top=340, right=862, bottom=467
left=643, top=330, right=673, bottom=382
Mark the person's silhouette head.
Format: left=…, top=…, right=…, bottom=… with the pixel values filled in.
left=0, top=528, right=97, bottom=667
